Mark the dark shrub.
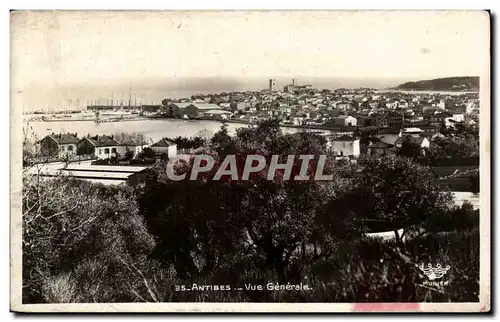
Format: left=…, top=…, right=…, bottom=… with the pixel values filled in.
left=469, top=174, right=480, bottom=194
left=91, top=159, right=109, bottom=166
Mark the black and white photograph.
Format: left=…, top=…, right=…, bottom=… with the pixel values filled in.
left=10, top=10, right=490, bottom=312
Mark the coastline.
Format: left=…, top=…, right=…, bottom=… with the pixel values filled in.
left=380, top=88, right=479, bottom=94
left=24, top=116, right=347, bottom=132
left=24, top=117, right=150, bottom=123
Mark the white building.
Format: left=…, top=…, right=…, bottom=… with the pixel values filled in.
left=293, top=116, right=305, bottom=126
left=335, top=115, right=357, bottom=127
left=204, top=109, right=233, bottom=120
left=401, top=127, right=423, bottom=138
left=324, top=135, right=361, bottom=157
left=77, top=135, right=121, bottom=160
left=452, top=113, right=465, bottom=123
left=150, top=139, right=178, bottom=159
left=116, top=139, right=150, bottom=158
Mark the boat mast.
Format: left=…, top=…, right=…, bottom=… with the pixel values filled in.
left=128, top=87, right=132, bottom=108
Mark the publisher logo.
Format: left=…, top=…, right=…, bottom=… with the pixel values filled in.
left=417, top=263, right=451, bottom=287
left=417, top=263, right=451, bottom=281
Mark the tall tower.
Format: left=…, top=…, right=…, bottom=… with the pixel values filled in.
left=269, top=79, right=276, bottom=92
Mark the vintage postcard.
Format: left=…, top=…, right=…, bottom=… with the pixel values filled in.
left=10, top=10, right=490, bottom=312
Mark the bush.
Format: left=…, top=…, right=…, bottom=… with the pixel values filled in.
left=124, top=150, right=135, bottom=161
left=22, top=121, right=480, bottom=304
left=469, top=174, right=480, bottom=194
left=138, top=147, right=155, bottom=159
left=22, top=177, right=155, bottom=303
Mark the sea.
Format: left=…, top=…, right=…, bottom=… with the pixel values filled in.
left=25, top=118, right=331, bottom=143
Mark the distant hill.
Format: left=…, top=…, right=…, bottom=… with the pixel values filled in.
left=395, top=77, right=479, bottom=92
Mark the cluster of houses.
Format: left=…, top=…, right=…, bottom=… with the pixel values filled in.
left=38, top=133, right=177, bottom=160
left=130, top=80, right=480, bottom=132
left=78, top=80, right=480, bottom=134
left=37, top=81, right=479, bottom=163
left=38, top=122, right=451, bottom=165
left=320, top=125, right=441, bottom=159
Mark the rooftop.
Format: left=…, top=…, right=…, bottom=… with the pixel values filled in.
left=193, top=103, right=222, bottom=110
left=119, top=138, right=149, bottom=146
left=82, top=135, right=120, bottom=147
left=48, top=133, right=79, bottom=145
left=151, top=138, right=176, bottom=147
left=402, top=127, right=423, bottom=133
left=395, top=136, right=428, bottom=146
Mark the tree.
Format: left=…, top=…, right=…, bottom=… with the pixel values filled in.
left=60, top=154, right=71, bottom=169
left=210, top=123, right=236, bottom=158
left=138, top=121, right=359, bottom=282
left=124, top=149, right=135, bottom=161
left=161, top=99, right=171, bottom=107
left=23, top=122, right=43, bottom=167
left=427, top=131, right=479, bottom=166
left=397, top=137, right=422, bottom=161
left=350, top=155, right=454, bottom=243
left=163, top=136, right=207, bottom=150
left=113, top=132, right=148, bottom=145
left=139, top=147, right=155, bottom=159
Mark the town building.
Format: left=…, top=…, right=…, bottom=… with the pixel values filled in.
left=333, top=115, right=357, bottom=127
left=425, top=111, right=453, bottom=127
left=401, top=127, right=423, bottom=138
left=334, top=101, right=352, bottom=111
left=386, top=111, right=405, bottom=127
left=77, top=135, right=121, bottom=159
left=394, top=136, right=430, bottom=149
left=374, top=128, right=401, bottom=145
left=324, top=135, right=361, bottom=157
left=366, top=141, right=396, bottom=157
left=141, top=105, right=162, bottom=115
left=204, top=110, right=234, bottom=120
left=39, top=133, right=79, bottom=157
left=116, top=138, right=150, bottom=158
left=150, top=138, right=178, bottom=158
left=166, top=103, right=196, bottom=117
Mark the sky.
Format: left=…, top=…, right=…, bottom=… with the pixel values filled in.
left=10, top=10, right=490, bottom=109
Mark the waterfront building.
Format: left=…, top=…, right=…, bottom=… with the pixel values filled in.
left=77, top=135, right=121, bottom=160
left=39, top=133, right=79, bottom=157
left=117, top=138, right=150, bottom=158
left=150, top=138, right=178, bottom=159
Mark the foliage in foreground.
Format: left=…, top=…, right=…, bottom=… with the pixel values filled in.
left=22, top=173, right=479, bottom=303
left=22, top=178, right=479, bottom=303
left=22, top=121, right=480, bottom=303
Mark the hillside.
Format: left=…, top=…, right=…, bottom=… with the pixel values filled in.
left=395, top=76, right=479, bottom=91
